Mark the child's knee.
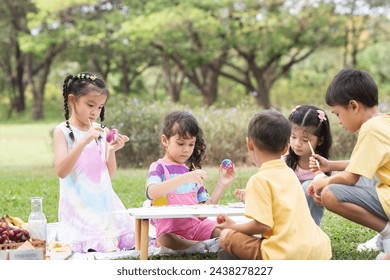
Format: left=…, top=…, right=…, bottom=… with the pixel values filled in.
left=321, top=186, right=336, bottom=207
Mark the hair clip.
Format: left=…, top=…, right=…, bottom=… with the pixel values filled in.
left=75, top=73, right=97, bottom=81
left=317, top=110, right=327, bottom=122
left=291, top=105, right=301, bottom=113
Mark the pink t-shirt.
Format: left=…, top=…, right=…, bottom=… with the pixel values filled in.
left=294, top=165, right=314, bottom=183
left=281, top=154, right=315, bottom=183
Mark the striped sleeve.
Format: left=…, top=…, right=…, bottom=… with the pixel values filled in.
left=147, top=162, right=165, bottom=186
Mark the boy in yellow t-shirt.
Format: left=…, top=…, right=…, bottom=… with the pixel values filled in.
left=309, top=68, right=390, bottom=260
left=216, top=111, right=332, bottom=260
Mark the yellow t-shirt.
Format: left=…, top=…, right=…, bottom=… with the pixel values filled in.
left=245, top=159, right=332, bottom=260
left=346, top=114, right=390, bottom=218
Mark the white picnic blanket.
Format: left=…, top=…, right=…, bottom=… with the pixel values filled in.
left=46, top=215, right=251, bottom=260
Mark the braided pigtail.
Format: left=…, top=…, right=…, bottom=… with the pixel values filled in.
left=63, top=75, right=75, bottom=142
left=99, top=106, right=106, bottom=128
left=98, top=106, right=106, bottom=140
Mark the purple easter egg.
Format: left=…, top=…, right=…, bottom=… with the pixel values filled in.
left=221, top=159, right=233, bottom=171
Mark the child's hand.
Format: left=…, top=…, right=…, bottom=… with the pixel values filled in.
left=234, top=189, right=246, bottom=202
left=218, top=163, right=235, bottom=188
left=307, top=184, right=323, bottom=206
left=107, top=132, right=129, bottom=152
left=309, top=173, right=328, bottom=206
left=311, top=173, right=328, bottom=192
left=82, top=126, right=104, bottom=145
left=307, top=184, right=315, bottom=197
left=309, top=154, right=330, bottom=173
left=187, top=169, right=207, bottom=186
left=216, top=214, right=226, bottom=224
left=215, top=214, right=235, bottom=230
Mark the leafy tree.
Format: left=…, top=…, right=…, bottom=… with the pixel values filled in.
left=336, top=0, right=390, bottom=68
left=0, top=0, right=36, bottom=116
left=119, top=1, right=229, bottom=105
left=218, top=0, right=345, bottom=108
left=119, top=0, right=348, bottom=108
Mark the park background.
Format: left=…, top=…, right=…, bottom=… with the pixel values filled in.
left=1, top=0, right=390, bottom=259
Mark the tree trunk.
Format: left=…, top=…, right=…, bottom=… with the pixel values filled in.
left=202, top=69, right=218, bottom=106
left=162, top=54, right=184, bottom=103
left=26, top=53, right=53, bottom=120
left=15, top=43, right=26, bottom=112
left=122, top=74, right=132, bottom=96
left=31, top=87, right=44, bottom=120
left=253, top=80, right=271, bottom=109
left=25, top=54, right=42, bottom=120
left=168, top=83, right=181, bottom=103
left=119, top=57, right=131, bottom=95
left=250, top=61, right=272, bottom=109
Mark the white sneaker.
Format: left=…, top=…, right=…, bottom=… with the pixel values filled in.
left=357, top=234, right=382, bottom=252
left=158, top=246, right=175, bottom=255
left=376, top=252, right=385, bottom=260
left=180, top=242, right=206, bottom=254
left=208, top=243, right=219, bottom=253
left=203, top=238, right=219, bottom=252
left=382, top=234, right=390, bottom=253
left=159, top=242, right=207, bottom=255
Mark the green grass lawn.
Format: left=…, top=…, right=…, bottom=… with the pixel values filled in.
left=0, top=123, right=379, bottom=260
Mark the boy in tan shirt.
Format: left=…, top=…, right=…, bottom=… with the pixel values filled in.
left=309, top=68, right=390, bottom=260
left=216, top=110, right=332, bottom=260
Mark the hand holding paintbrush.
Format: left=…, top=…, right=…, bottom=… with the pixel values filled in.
left=88, top=119, right=101, bottom=145
left=308, top=141, right=321, bottom=170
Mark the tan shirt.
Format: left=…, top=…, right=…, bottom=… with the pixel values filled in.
left=245, top=159, right=332, bottom=260
left=346, top=114, right=390, bottom=219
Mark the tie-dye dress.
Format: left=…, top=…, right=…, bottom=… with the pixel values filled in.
left=56, top=122, right=135, bottom=253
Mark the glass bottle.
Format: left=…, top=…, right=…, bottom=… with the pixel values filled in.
left=27, top=197, right=47, bottom=241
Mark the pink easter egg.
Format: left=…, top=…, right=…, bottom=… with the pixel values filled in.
left=106, top=129, right=118, bottom=143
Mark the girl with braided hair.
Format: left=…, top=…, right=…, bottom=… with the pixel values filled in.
left=53, top=72, right=135, bottom=253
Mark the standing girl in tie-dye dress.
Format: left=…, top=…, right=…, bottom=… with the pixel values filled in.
left=53, top=72, right=135, bottom=253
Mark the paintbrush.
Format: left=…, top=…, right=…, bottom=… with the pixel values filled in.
left=88, top=119, right=99, bottom=146
left=308, top=141, right=321, bottom=170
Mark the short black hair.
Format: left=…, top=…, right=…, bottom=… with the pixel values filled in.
left=248, top=110, right=291, bottom=153
left=325, top=68, right=378, bottom=107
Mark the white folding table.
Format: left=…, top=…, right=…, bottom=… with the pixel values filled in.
left=125, top=204, right=245, bottom=260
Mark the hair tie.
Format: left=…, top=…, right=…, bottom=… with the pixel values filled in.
left=291, top=105, right=301, bottom=113
left=317, top=110, right=327, bottom=122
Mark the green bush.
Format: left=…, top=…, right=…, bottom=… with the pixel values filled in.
left=106, top=98, right=362, bottom=167
left=197, top=105, right=255, bottom=166
left=106, top=98, right=259, bottom=167
left=106, top=97, right=166, bottom=168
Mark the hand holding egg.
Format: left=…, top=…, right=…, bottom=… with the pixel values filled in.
left=221, top=159, right=233, bottom=171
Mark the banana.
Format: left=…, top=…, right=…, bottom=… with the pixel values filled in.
left=2, top=214, right=15, bottom=227
left=8, top=215, right=25, bottom=228
left=2, top=214, right=26, bottom=229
